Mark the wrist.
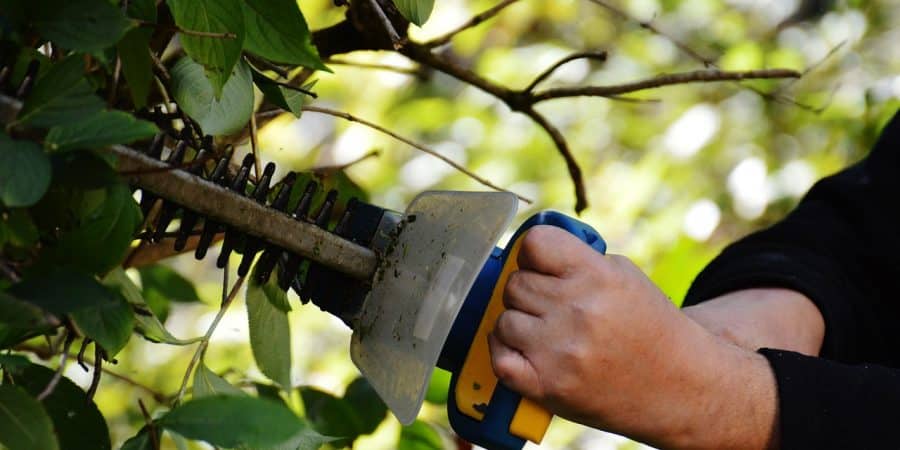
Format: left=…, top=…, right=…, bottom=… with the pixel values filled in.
left=668, top=337, right=779, bottom=450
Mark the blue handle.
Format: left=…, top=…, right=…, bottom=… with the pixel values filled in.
left=441, top=211, right=606, bottom=450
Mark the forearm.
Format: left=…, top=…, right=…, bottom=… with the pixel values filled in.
left=682, top=288, right=825, bottom=356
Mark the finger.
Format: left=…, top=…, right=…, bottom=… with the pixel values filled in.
left=517, top=225, right=594, bottom=277
left=494, top=309, right=542, bottom=352
left=503, top=270, right=558, bottom=316
left=488, top=333, right=542, bottom=399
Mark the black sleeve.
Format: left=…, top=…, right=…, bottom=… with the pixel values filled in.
left=682, top=110, right=900, bottom=447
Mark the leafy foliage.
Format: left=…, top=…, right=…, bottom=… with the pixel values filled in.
left=246, top=267, right=292, bottom=388
left=10, top=364, right=111, bottom=450
left=1, top=0, right=897, bottom=449
left=158, top=395, right=312, bottom=448
left=0, top=384, right=59, bottom=450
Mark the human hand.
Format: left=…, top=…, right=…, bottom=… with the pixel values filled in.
left=488, top=226, right=777, bottom=449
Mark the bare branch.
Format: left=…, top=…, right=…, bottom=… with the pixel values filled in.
left=585, top=0, right=715, bottom=67
left=532, top=68, right=800, bottom=102
left=425, top=0, right=523, bottom=48
left=36, top=331, right=74, bottom=401
left=368, top=0, right=405, bottom=50
left=326, top=58, right=428, bottom=79
left=523, top=108, right=588, bottom=213
left=525, top=51, right=608, bottom=92
left=174, top=272, right=246, bottom=406
left=299, top=105, right=533, bottom=203
left=313, top=150, right=381, bottom=174
left=138, top=399, right=161, bottom=450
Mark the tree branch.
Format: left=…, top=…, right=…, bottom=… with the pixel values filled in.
left=297, top=105, right=532, bottom=203
left=532, top=68, right=800, bottom=101
left=523, top=108, right=587, bottom=212
left=325, top=58, right=428, bottom=79
left=425, top=0, right=523, bottom=48
left=525, top=51, right=608, bottom=92
left=585, top=0, right=715, bottom=67
left=367, top=0, right=405, bottom=49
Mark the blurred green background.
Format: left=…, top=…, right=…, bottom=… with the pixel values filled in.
left=60, top=0, right=900, bottom=448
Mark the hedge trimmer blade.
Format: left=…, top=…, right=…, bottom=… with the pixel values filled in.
left=351, top=191, right=517, bottom=424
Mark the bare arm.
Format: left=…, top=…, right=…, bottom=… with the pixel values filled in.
left=682, top=288, right=825, bottom=356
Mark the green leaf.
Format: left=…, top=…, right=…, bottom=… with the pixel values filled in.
left=166, top=0, right=245, bottom=96
left=10, top=269, right=116, bottom=315
left=158, top=395, right=308, bottom=448
left=45, top=110, right=159, bottom=152
left=120, top=427, right=159, bottom=450
left=241, top=0, right=327, bottom=70
left=266, top=427, right=337, bottom=450
left=192, top=362, right=246, bottom=398
left=0, top=385, right=59, bottom=450
left=117, top=28, right=155, bottom=108
left=2, top=209, right=39, bottom=247
left=138, top=264, right=200, bottom=303
left=171, top=56, right=254, bottom=136
left=32, top=0, right=133, bottom=52
left=0, top=133, right=51, bottom=207
left=37, top=181, right=142, bottom=275
left=102, top=268, right=200, bottom=345
left=398, top=420, right=443, bottom=450
left=17, top=55, right=105, bottom=128
left=12, top=270, right=133, bottom=356
left=0, top=292, right=51, bottom=349
left=251, top=66, right=315, bottom=118
left=69, top=285, right=134, bottom=357
left=394, top=0, right=434, bottom=26
left=254, top=382, right=288, bottom=407
left=125, top=0, right=157, bottom=21
left=0, top=354, right=30, bottom=371
left=10, top=363, right=111, bottom=450
left=246, top=268, right=292, bottom=388
left=343, top=377, right=388, bottom=435
left=299, top=387, right=358, bottom=446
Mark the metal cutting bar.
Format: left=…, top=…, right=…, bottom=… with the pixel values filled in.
left=1, top=93, right=379, bottom=281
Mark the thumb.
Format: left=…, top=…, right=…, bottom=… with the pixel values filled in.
left=488, top=333, right=543, bottom=400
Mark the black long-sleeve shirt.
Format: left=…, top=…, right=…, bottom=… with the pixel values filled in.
left=682, top=111, right=900, bottom=449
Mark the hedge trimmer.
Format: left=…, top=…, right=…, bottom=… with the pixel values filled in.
left=1, top=79, right=606, bottom=450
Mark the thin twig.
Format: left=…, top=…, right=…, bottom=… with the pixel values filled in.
left=36, top=331, right=74, bottom=401
left=532, top=68, right=800, bottom=101
left=313, top=150, right=380, bottom=174
left=0, top=261, right=20, bottom=283
left=173, top=271, right=246, bottom=406
left=108, top=56, right=122, bottom=106
left=771, top=40, right=846, bottom=97
left=245, top=54, right=290, bottom=78
left=15, top=342, right=168, bottom=403
left=585, top=0, right=715, bottom=67
left=368, top=0, right=405, bottom=50
left=138, top=399, right=161, bottom=450
left=135, top=20, right=237, bottom=39
left=325, top=58, right=427, bottom=79
left=425, top=0, right=522, bottom=48
left=525, top=51, right=608, bottom=92
left=299, top=105, right=532, bottom=203
left=524, top=109, right=587, bottom=212
left=150, top=53, right=171, bottom=81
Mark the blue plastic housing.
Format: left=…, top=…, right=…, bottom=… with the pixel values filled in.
left=438, top=211, right=607, bottom=450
